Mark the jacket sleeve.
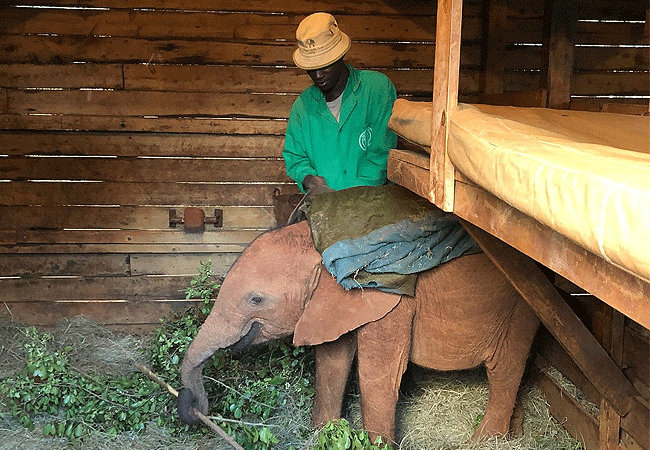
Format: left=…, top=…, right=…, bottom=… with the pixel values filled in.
left=283, top=102, right=316, bottom=192
left=372, top=75, right=398, bottom=156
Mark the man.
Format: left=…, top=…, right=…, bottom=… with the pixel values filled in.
left=283, top=12, right=398, bottom=195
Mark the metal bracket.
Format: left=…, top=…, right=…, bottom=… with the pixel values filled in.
left=169, top=208, right=223, bottom=233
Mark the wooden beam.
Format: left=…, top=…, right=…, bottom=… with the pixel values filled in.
left=538, top=330, right=650, bottom=449
left=477, top=89, right=548, bottom=108
left=544, top=0, right=577, bottom=109
left=430, top=0, right=462, bottom=211
left=535, top=354, right=600, bottom=450
left=480, top=0, right=507, bottom=95
left=453, top=181, right=650, bottom=331
left=460, top=220, right=638, bottom=417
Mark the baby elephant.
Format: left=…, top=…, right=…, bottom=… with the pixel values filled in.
left=177, top=220, right=539, bottom=443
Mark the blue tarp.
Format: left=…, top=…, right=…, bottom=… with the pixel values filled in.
left=306, top=185, right=480, bottom=295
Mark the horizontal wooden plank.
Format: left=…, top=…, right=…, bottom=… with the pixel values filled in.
left=6, top=0, right=446, bottom=15
left=453, top=181, right=650, bottom=331
left=388, top=148, right=429, bottom=169
left=2, top=51, right=636, bottom=101
left=19, top=0, right=644, bottom=22
left=2, top=89, right=296, bottom=118
left=0, top=253, right=130, bottom=277
left=0, top=9, right=481, bottom=42
left=542, top=329, right=650, bottom=448
left=0, top=66, right=485, bottom=98
left=0, top=131, right=285, bottom=158
left=0, top=64, right=446, bottom=96
left=534, top=357, right=600, bottom=450
left=2, top=7, right=644, bottom=50
left=504, top=46, right=650, bottom=72
left=572, top=71, right=650, bottom=96
left=0, top=205, right=276, bottom=230
left=386, top=151, right=431, bottom=201
left=576, top=20, right=646, bottom=45
left=580, top=46, right=650, bottom=72
left=130, top=252, right=239, bottom=276
left=574, top=0, right=650, bottom=20
left=0, top=252, right=239, bottom=277
left=0, top=63, right=123, bottom=89
left=0, top=34, right=296, bottom=65
left=0, top=274, right=193, bottom=301
left=1, top=229, right=261, bottom=245
left=570, top=98, right=650, bottom=113
left=123, top=65, right=456, bottom=95
left=0, top=298, right=203, bottom=328
left=0, top=156, right=290, bottom=183
left=0, top=114, right=288, bottom=134
left=0, top=242, right=251, bottom=254
left=124, top=64, right=312, bottom=94
left=0, top=35, right=483, bottom=69
left=0, top=181, right=299, bottom=206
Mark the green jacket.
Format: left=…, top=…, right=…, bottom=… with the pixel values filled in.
left=283, top=65, right=398, bottom=192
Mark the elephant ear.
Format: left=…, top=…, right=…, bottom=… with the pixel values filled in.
left=293, top=268, right=402, bottom=346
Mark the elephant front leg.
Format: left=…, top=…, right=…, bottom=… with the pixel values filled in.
left=357, top=296, right=415, bottom=444
left=312, top=332, right=356, bottom=428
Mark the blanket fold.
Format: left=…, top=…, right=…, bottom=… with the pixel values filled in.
left=306, top=185, right=479, bottom=296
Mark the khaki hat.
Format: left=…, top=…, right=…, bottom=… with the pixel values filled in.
left=293, top=13, right=351, bottom=70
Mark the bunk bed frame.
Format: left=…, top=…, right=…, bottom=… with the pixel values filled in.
left=386, top=0, right=649, bottom=448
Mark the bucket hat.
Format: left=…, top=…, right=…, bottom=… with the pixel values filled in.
left=293, top=13, right=351, bottom=70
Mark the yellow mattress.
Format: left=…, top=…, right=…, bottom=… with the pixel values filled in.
left=388, top=99, right=650, bottom=283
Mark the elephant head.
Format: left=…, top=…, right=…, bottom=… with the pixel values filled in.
left=177, top=220, right=401, bottom=424
left=178, top=220, right=322, bottom=423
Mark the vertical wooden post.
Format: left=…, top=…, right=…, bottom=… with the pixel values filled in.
left=544, top=0, right=577, bottom=109
left=430, top=0, right=463, bottom=212
left=598, top=311, right=625, bottom=449
left=481, top=0, right=507, bottom=95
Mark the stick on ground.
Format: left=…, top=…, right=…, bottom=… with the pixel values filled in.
left=136, top=362, right=245, bottom=450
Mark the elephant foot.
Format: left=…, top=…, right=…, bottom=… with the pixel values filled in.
left=509, top=398, right=525, bottom=437
left=366, top=430, right=396, bottom=448
left=471, top=415, right=510, bottom=441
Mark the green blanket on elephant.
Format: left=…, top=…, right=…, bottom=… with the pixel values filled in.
left=306, top=185, right=480, bottom=296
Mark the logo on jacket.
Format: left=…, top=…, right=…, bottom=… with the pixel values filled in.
left=359, top=127, right=372, bottom=151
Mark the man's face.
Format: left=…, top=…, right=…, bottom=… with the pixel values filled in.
left=306, top=59, right=346, bottom=96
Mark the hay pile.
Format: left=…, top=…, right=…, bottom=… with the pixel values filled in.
left=0, top=317, right=584, bottom=450
left=392, top=367, right=583, bottom=449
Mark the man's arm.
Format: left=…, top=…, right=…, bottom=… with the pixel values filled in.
left=283, top=104, right=318, bottom=193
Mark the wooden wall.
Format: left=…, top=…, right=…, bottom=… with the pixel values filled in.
left=536, top=286, right=650, bottom=450
left=0, top=0, right=648, bottom=447
left=0, top=0, right=647, bottom=333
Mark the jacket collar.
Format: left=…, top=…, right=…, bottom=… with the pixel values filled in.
left=308, top=64, right=360, bottom=125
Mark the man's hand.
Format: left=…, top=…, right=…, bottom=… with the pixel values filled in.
left=302, top=175, right=333, bottom=196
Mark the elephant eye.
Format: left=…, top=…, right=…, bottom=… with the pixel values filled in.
left=249, top=295, right=264, bottom=306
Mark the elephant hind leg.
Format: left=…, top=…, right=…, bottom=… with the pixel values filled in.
left=312, top=332, right=356, bottom=428
left=473, top=361, right=523, bottom=440
left=473, top=300, right=539, bottom=440
left=509, top=395, right=525, bottom=437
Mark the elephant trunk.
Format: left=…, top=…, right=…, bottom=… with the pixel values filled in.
left=178, top=320, right=259, bottom=424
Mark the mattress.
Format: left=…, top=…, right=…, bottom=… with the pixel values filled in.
left=388, top=99, right=650, bottom=283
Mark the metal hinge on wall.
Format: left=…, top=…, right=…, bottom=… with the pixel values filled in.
left=169, top=207, right=223, bottom=233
